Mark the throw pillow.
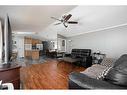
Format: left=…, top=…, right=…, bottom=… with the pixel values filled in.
left=101, top=58, right=116, bottom=67
left=97, top=66, right=112, bottom=80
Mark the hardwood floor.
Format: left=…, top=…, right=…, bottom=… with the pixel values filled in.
left=20, top=59, right=85, bottom=89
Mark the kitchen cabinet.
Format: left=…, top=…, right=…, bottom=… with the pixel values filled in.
left=25, top=50, right=32, bottom=58
left=32, top=50, right=39, bottom=60
left=24, top=37, right=32, bottom=44
left=24, top=37, right=42, bottom=59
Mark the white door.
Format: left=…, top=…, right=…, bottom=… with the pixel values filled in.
left=57, top=38, right=66, bottom=52
left=17, top=37, right=24, bottom=58
left=0, top=21, right=3, bottom=62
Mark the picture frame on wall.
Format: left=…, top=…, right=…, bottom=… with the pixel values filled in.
left=62, top=40, right=65, bottom=46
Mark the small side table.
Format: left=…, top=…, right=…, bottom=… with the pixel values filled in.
left=92, top=53, right=106, bottom=64
left=57, top=52, right=65, bottom=58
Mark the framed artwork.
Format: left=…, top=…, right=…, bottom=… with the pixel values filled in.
left=62, top=40, right=65, bottom=46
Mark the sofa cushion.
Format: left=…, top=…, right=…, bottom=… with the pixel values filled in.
left=105, top=61, right=127, bottom=86
left=81, top=64, right=107, bottom=79
left=113, top=54, right=127, bottom=68
left=63, top=57, right=81, bottom=63
left=97, top=66, right=112, bottom=80
left=81, top=58, right=115, bottom=79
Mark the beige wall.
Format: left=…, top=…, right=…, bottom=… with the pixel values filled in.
left=67, top=25, right=127, bottom=58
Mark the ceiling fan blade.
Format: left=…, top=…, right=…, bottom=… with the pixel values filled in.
left=67, top=21, right=78, bottom=24
left=51, top=17, right=61, bottom=21
left=64, top=14, right=72, bottom=22
left=54, top=22, right=62, bottom=25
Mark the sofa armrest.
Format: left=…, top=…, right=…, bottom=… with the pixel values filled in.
left=81, top=56, right=92, bottom=67
left=69, top=72, right=125, bottom=89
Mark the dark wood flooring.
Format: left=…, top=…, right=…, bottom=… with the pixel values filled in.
left=20, top=59, right=85, bottom=89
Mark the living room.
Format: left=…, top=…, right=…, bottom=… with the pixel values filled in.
left=0, top=3, right=127, bottom=94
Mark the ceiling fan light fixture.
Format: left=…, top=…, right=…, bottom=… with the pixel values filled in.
left=51, top=14, right=78, bottom=28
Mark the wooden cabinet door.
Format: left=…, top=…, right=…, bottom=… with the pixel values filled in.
left=24, top=37, right=32, bottom=44
left=25, top=50, right=28, bottom=57
left=32, top=51, right=39, bottom=60
left=25, top=50, right=31, bottom=58
left=38, top=40, right=42, bottom=44
left=32, top=39, right=37, bottom=45
left=32, top=39, right=35, bottom=45
left=28, top=38, right=32, bottom=44
left=35, top=39, right=39, bottom=44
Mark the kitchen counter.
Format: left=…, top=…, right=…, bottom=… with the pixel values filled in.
left=25, top=50, right=40, bottom=60
left=31, top=49, right=40, bottom=51
left=32, top=50, right=39, bottom=60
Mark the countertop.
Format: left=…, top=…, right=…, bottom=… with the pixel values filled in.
left=25, top=49, right=40, bottom=51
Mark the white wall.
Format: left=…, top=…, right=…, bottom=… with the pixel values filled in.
left=67, top=25, right=127, bottom=58
left=13, top=36, right=24, bottom=58
left=0, top=21, right=2, bottom=62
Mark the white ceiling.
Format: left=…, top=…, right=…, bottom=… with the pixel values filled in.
left=40, top=6, right=127, bottom=39
left=0, top=5, right=76, bottom=39
left=0, top=6, right=127, bottom=40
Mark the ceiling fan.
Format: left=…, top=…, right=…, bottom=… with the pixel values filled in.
left=51, top=14, right=78, bottom=28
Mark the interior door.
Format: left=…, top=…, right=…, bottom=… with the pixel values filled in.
left=57, top=38, right=66, bottom=52
left=17, top=37, right=24, bottom=58
left=0, top=21, right=3, bottom=62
